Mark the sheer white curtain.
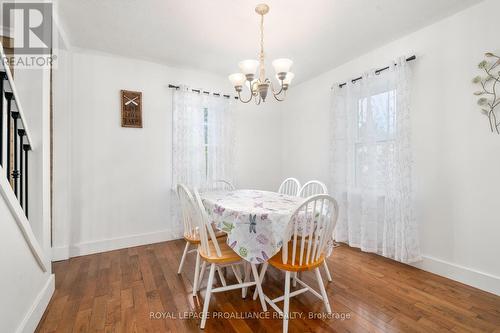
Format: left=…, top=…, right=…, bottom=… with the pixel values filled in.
left=330, top=57, right=420, bottom=263
left=172, top=86, right=235, bottom=190
left=170, top=87, right=234, bottom=237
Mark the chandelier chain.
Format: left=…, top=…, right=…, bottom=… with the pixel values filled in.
left=260, top=13, right=264, bottom=56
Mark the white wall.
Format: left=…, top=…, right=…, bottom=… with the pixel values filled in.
left=0, top=197, right=54, bottom=333
left=52, top=49, right=283, bottom=259
left=280, top=0, right=500, bottom=294
left=234, top=101, right=283, bottom=191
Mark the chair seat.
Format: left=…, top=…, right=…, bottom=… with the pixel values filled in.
left=184, top=230, right=225, bottom=244
left=199, top=238, right=241, bottom=264
left=268, top=242, right=325, bottom=272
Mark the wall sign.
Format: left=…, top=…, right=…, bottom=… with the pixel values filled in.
left=121, top=90, right=142, bottom=128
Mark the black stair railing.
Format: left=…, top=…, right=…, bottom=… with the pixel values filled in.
left=18, top=129, right=25, bottom=208
left=23, top=144, right=30, bottom=218
left=0, top=71, right=4, bottom=168
left=1, top=66, right=33, bottom=218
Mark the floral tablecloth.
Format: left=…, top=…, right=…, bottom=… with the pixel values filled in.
left=201, top=189, right=306, bottom=263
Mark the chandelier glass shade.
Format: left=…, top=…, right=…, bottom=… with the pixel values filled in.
left=228, top=4, right=294, bottom=104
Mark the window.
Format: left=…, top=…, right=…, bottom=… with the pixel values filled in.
left=330, top=60, right=418, bottom=262
left=354, top=89, right=396, bottom=189
left=172, top=89, right=233, bottom=190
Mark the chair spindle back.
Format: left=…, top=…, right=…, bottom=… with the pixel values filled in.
left=177, top=184, right=199, bottom=239
left=298, top=180, right=328, bottom=198
left=213, top=179, right=236, bottom=191
left=283, top=195, right=338, bottom=266
left=192, top=188, right=223, bottom=257
left=278, top=178, right=301, bottom=196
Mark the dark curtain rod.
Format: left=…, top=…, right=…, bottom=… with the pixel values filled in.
left=168, top=84, right=238, bottom=100
left=338, top=55, right=416, bottom=88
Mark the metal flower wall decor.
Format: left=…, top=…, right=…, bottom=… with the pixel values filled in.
left=473, top=52, right=500, bottom=134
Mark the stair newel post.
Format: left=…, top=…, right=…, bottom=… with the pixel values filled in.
left=23, top=144, right=31, bottom=218
left=18, top=129, right=26, bottom=208
left=0, top=71, right=5, bottom=168
left=11, top=111, right=20, bottom=196
left=5, top=92, right=13, bottom=183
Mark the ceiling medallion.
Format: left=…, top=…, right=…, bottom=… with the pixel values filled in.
left=229, top=3, right=294, bottom=104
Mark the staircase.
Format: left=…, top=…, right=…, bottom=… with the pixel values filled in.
left=0, top=41, right=47, bottom=272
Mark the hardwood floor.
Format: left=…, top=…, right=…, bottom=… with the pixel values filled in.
left=36, top=240, right=500, bottom=333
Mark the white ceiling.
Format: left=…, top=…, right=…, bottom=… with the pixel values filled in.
left=56, top=0, right=483, bottom=83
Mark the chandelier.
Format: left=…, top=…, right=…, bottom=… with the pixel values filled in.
left=228, top=4, right=294, bottom=104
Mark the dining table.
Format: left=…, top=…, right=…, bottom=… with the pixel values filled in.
left=200, top=189, right=310, bottom=264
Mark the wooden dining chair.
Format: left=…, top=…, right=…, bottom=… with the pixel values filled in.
left=212, top=179, right=236, bottom=191
left=176, top=184, right=226, bottom=297
left=192, top=188, right=267, bottom=329
left=278, top=178, right=301, bottom=196
left=297, top=180, right=333, bottom=282
left=255, top=194, right=339, bottom=333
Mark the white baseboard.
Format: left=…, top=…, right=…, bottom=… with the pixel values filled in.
left=52, top=229, right=183, bottom=261
left=412, top=255, right=500, bottom=296
left=16, top=274, right=55, bottom=333
left=51, top=245, right=70, bottom=262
